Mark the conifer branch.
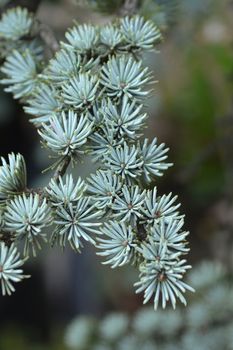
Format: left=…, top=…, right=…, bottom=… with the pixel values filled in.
left=0, top=7, right=194, bottom=309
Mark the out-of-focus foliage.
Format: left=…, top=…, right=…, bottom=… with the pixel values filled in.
left=1, top=261, right=232, bottom=349
left=156, top=0, right=233, bottom=206
left=0, top=6, right=43, bottom=59
left=72, top=0, right=180, bottom=31
left=74, top=0, right=230, bottom=40
left=0, top=327, right=67, bottom=350
left=71, top=0, right=124, bottom=14
left=140, top=0, right=179, bottom=31
left=64, top=261, right=233, bottom=350
left=0, top=0, right=9, bottom=8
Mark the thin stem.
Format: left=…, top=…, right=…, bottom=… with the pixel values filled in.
left=118, top=0, right=139, bottom=16
left=53, top=156, right=71, bottom=182
left=38, top=22, right=59, bottom=54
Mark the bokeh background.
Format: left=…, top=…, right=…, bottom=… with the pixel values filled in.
left=0, top=0, right=233, bottom=349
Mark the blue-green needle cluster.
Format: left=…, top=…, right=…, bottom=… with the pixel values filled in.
left=0, top=5, right=193, bottom=310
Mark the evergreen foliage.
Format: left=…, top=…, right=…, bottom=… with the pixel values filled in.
left=64, top=261, right=233, bottom=350
left=0, top=6, right=43, bottom=59
left=0, top=5, right=193, bottom=310
left=0, top=7, right=33, bottom=40
left=5, top=193, right=51, bottom=256
left=0, top=242, right=28, bottom=296
left=1, top=49, right=39, bottom=98
left=0, top=153, right=27, bottom=201
left=38, top=110, right=93, bottom=166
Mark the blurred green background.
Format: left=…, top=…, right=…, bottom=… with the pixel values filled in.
left=0, top=0, right=232, bottom=349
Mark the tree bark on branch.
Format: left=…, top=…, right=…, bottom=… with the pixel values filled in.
left=118, top=0, right=139, bottom=16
